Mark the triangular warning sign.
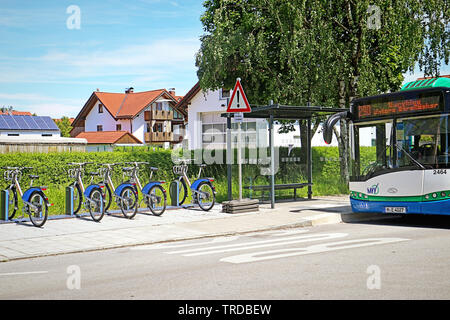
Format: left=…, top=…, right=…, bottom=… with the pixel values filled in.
left=226, top=78, right=251, bottom=113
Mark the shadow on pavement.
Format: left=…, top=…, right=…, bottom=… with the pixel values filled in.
left=342, top=212, right=450, bottom=230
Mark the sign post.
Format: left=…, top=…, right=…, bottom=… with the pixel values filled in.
left=226, top=78, right=252, bottom=202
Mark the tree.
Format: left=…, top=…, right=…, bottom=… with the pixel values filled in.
left=196, top=0, right=449, bottom=183
left=56, top=116, right=73, bottom=137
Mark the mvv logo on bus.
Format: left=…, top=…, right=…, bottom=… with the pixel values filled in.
left=367, top=183, right=380, bottom=195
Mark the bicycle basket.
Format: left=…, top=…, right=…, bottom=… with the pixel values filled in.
left=3, top=170, right=12, bottom=182
left=68, top=168, right=79, bottom=179
left=172, top=165, right=187, bottom=175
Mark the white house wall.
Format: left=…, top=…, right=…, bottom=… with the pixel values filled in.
left=85, top=100, right=117, bottom=132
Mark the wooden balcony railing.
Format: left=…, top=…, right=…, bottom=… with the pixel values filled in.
left=144, top=132, right=174, bottom=143
left=144, top=110, right=173, bottom=121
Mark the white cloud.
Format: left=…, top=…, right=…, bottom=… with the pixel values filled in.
left=0, top=93, right=84, bottom=118
left=0, top=37, right=200, bottom=84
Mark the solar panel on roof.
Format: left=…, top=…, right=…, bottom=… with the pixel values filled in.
left=14, top=115, right=30, bottom=130
left=0, top=115, right=9, bottom=129
left=23, top=116, right=40, bottom=130
left=32, top=116, right=47, bottom=129
left=2, top=114, right=20, bottom=130
left=42, top=116, right=59, bottom=130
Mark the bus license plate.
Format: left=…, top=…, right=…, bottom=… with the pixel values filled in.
left=385, top=207, right=406, bottom=213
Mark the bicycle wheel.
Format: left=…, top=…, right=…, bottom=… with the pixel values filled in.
left=196, top=182, right=215, bottom=211
left=119, top=186, right=138, bottom=219
left=70, top=183, right=83, bottom=214
left=88, top=187, right=105, bottom=222
left=178, top=178, right=188, bottom=205
left=146, top=184, right=166, bottom=216
left=6, top=187, right=18, bottom=220
left=27, top=191, right=48, bottom=228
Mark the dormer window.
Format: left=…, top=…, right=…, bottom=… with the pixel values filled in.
left=98, top=104, right=104, bottom=113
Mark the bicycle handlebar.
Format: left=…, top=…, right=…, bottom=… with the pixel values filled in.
left=2, top=166, right=33, bottom=170
left=67, top=162, right=93, bottom=166
left=124, top=161, right=150, bottom=166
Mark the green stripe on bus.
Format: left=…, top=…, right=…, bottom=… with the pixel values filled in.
left=350, top=190, right=450, bottom=202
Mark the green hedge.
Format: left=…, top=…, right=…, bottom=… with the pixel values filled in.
left=0, top=146, right=376, bottom=216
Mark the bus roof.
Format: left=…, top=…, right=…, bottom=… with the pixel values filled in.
left=401, top=76, right=450, bottom=91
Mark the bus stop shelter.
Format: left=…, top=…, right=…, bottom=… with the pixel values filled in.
left=222, top=103, right=348, bottom=208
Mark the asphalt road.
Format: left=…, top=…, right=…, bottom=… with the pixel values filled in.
left=1, top=215, right=450, bottom=300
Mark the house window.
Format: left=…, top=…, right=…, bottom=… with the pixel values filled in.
left=98, top=104, right=104, bottom=113
left=173, top=110, right=184, bottom=120
left=7, top=133, right=19, bottom=136
left=146, top=123, right=151, bottom=133
left=116, top=124, right=122, bottom=131
left=155, top=102, right=163, bottom=111
left=42, top=134, right=52, bottom=137
left=220, top=88, right=231, bottom=100
left=153, top=123, right=163, bottom=132
left=97, top=125, right=103, bottom=132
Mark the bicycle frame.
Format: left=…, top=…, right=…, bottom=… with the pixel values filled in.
left=174, top=162, right=216, bottom=198
left=124, top=162, right=164, bottom=201
left=2, top=167, right=50, bottom=227
left=68, top=163, right=102, bottom=205
left=101, top=163, right=137, bottom=203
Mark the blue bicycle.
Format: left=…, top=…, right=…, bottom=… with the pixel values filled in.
left=172, top=160, right=216, bottom=211
left=2, top=167, right=50, bottom=227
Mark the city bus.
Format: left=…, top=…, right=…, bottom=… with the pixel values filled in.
left=324, top=76, right=450, bottom=215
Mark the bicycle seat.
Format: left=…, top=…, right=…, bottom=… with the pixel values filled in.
left=122, top=167, right=134, bottom=172
left=29, top=175, right=39, bottom=179
left=150, top=167, right=159, bottom=171
left=88, top=172, right=100, bottom=176
left=199, top=164, right=207, bottom=168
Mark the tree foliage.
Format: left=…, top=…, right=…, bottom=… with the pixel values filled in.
left=55, top=116, right=73, bottom=137
left=196, top=0, right=449, bottom=181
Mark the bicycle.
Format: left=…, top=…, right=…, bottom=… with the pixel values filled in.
left=172, top=160, right=216, bottom=211
left=2, top=167, right=50, bottom=227
left=67, top=162, right=105, bottom=222
left=123, top=161, right=167, bottom=216
left=98, top=163, right=139, bottom=219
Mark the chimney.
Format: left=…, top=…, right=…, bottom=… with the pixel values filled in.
left=168, top=88, right=176, bottom=96
left=125, top=87, right=134, bottom=93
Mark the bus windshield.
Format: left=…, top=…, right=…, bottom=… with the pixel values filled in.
left=350, top=114, right=450, bottom=181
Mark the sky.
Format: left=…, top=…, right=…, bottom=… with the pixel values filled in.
left=0, top=0, right=448, bottom=119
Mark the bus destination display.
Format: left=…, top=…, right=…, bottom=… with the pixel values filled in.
left=357, top=94, right=441, bottom=119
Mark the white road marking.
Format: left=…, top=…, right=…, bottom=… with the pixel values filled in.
left=220, top=238, right=409, bottom=264
left=131, top=236, right=242, bottom=251
left=131, top=229, right=311, bottom=251
left=166, top=232, right=347, bottom=256
left=0, top=271, right=48, bottom=276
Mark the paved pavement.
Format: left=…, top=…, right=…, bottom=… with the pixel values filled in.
left=0, top=195, right=395, bottom=262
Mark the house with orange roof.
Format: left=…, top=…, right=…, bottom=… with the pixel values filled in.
left=71, top=87, right=186, bottom=150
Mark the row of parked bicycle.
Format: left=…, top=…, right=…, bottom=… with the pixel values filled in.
left=1, top=161, right=216, bottom=228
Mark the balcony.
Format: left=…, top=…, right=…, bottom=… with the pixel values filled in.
left=144, top=131, right=174, bottom=143
left=144, top=110, right=173, bottom=121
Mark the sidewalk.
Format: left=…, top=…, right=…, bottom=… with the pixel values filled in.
left=0, top=195, right=388, bottom=262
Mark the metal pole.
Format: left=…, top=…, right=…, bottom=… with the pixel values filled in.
left=227, top=114, right=232, bottom=201
left=269, top=113, right=275, bottom=208
left=238, top=120, right=243, bottom=201
left=307, top=117, right=312, bottom=199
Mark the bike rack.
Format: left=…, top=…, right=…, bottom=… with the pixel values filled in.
left=169, top=180, right=179, bottom=207
left=0, top=190, right=9, bottom=222
left=65, top=186, right=74, bottom=216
